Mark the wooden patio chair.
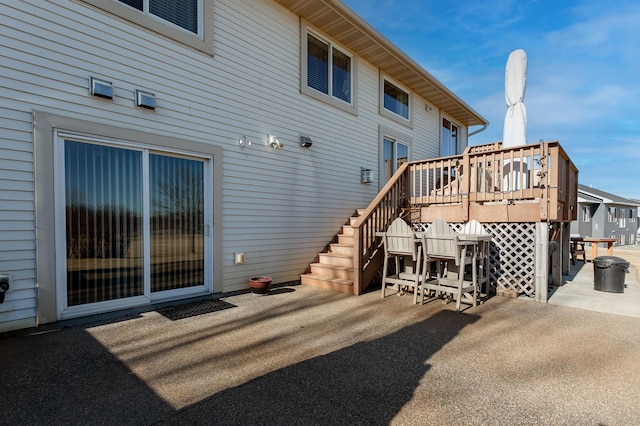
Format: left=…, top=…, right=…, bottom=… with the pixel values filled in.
left=421, top=219, right=476, bottom=312
left=381, top=217, right=426, bottom=305
left=462, top=220, right=491, bottom=298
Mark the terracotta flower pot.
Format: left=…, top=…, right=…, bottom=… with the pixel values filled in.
left=249, top=276, right=272, bottom=296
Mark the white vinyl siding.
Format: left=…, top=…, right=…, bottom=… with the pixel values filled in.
left=1, top=0, right=464, bottom=332
left=81, top=0, right=214, bottom=54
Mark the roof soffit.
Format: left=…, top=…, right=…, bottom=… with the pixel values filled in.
left=274, top=0, right=487, bottom=127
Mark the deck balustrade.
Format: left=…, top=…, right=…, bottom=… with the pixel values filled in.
left=352, top=141, right=578, bottom=294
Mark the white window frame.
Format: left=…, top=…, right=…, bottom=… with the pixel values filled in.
left=619, top=209, right=626, bottom=227
left=380, top=74, right=412, bottom=126
left=301, top=22, right=357, bottom=114
left=379, top=125, right=412, bottom=189
left=53, top=130, right=214, bottom=320
left=441, top=116, right=461, bottom=157
left=581, top=205, right=591, bottom=223
left=608, top=207, right=616, bottom=222
left=82, top=0, right=214, bottom=55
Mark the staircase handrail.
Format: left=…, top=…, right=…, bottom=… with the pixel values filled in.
left=352, top=162, right=410, bottom=294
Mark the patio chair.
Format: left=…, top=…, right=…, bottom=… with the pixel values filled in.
left=462, top=220, right=491, bottom=298
left=421, top=219, right=476, bottom=312
left=381, top=217, right=427, bottom=305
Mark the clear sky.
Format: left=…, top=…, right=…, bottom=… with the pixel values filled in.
left=342, top=0, right=640, bottom=201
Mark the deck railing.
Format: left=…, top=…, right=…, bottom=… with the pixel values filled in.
left=352, top=141, right=578, bottom=294
left=352, top=162, right=410, bottom=294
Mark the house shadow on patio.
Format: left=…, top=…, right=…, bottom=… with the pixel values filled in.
left=165, top=308, right=479, bottom=425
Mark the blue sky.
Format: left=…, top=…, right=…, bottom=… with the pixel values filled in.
left=342, top=0, right=640, bottom=200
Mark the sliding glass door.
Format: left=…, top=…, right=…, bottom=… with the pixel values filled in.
left=57, top=133, right=211, bottom=317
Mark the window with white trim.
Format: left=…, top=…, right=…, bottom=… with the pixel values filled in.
left=581, top=205, right=591, bottom=223
left=619, top=209, right=626, bottom=227
left=118, top=0, right=200, bottom=33
left=82, top=0, right=213, bottom=54
left=54, top=131, right=213, bottom=318
left=381, top=77, right=410, bottom=122
left=301, top=27, right=355, bottom=112
left=629, top=209, right=636, bottom=222
left=608, top=207, right=616, bottom=222
left=441, top=118, right=459, bottom=157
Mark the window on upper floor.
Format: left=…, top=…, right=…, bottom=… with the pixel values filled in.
left=608, top=207, right=616, bottom=222
left=619, top=209, right=626, bottom=227
left=441, top=118, right=460, bottom=157
left=301, top=26, right=356, bottom=114
left=380, top=77, right=410, bottom=124
left=582, top=205, right=591, bottom=223
left=82, top=0, right=214, bottom=54
left=630, top=209, right=637, bottom=222
left=118, top=0, right=199, bottom=33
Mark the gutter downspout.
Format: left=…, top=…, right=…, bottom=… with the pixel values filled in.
left=468, top=124, right=488, bottom=138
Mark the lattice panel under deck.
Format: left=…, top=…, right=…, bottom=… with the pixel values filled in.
left=414, top=222, right=537, bottom=296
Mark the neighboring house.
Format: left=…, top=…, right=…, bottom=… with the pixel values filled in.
left=571, top=184, right=639, bottom=245
left=0, top=0, right=487, bottom=332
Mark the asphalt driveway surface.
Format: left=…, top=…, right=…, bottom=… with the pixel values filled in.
left=2, top=283, right=640, bottom=425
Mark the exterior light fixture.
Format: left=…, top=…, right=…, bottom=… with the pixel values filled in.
left=361, top=167, right=373, bottom=184
left=300, top=135, right=313, bottom=148
left=90, top=77, right=113, bottom=99
left=136, top=90, right=156, bottom=110
left=239, top=136, right=252, bottom=149
left=268, top=135, right=283, bottom=149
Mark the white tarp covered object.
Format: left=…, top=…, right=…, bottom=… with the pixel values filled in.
left=502, top=49, right=527, bottom=147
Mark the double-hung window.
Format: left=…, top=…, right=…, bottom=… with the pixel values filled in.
left=380, top=76, right=411, bottom=125
left=82, top=0, right=213, bottom=54
left=582, top=205, right=591, bottom=223
left=302, top=27, right=355, bottom=113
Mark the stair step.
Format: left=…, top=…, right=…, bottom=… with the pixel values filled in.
left=329, top=243, right=354, bottom=256
left=341, top=225, right=354, bottom=236
left=310, top=262, right=354, bottom=280
left=349, top=216, right=359, bottom=226
left=300, top=274, right=354, bottom=294
left=318, top=252, right=354, bottom=267
left=337, top=234, right=354, bottom=245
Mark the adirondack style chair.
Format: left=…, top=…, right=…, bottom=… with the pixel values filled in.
left=462, top=219, right=491, bottom=298
left=421, top=219, right=477, bottom=312
left=381, top=218, right=426, bottom=305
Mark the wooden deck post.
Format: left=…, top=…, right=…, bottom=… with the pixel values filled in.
left=561, top=223, right=570, bottom=276
left=535, top=222, right=549, bottom=302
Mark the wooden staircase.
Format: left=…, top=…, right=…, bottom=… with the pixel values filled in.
left=300, top=211, right=363, bottom=295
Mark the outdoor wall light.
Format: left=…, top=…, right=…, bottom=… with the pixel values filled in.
left=361, top=167, right=373, bottom=184
left=136, top=90, right=156, bottom=110
left=90, top=77, right=113, bottom=99
left=239, top=136, right=252, bottom=149
left=268, top=135, right=283, bottom=149
left=300, top=135, right=313, bottom=148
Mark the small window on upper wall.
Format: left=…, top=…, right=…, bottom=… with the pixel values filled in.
left=380, top=77, right=410, bottom=125
left=82, top=0, right=213, bottom=54
left=302, top=26, right=356, bottom=114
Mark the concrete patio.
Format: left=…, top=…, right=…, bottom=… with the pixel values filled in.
left=1, top=262, right=639, bottom=425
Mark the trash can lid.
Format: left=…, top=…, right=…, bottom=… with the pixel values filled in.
left=593, top=256, right=629, bottom=267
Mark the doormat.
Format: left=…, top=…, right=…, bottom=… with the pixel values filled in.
left=157, top=300, right=236, bottom=321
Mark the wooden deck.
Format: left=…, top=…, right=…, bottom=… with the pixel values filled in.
left=352, top=141, right=578, bottom=295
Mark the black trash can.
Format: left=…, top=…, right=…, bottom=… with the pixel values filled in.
left=593, top=256, right=629, bottom=293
